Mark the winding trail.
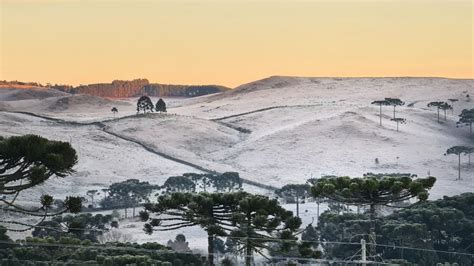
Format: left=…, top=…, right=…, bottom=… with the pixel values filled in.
left=210, top=104, right=322, bottom=121
left=0, top=110, right=278, bottom=191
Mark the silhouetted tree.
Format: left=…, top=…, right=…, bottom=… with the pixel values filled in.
left=155, top=98, right=167, bottom=113
left=0, top=135, right=82, bottom=231
left=371, top=100, right=390, bottom=126
left=167, top=234, right=191, bottom=253
left=311, top=174, right=436, bottom=257
left=390, top=117, right=407, bottom=132
left=102, top=179, right=155, bottom=217
left=427, top=101, right=451, bottom=122
left=439, top=102, right=453, bottom=120
left=141, top=192, right=247, bottom=265
left=228, top=194, right=302, bottom=266
left=136, top=96, right=154, bottom=113
left=457, top=109, right=474, bottom=137
left=160, top=175, right=196, bottom=193
left=448, top=98, right=458, bottom=114
left=385, top=98, right=405, bottom=118
left=445, top=146, right=471, bottom=180
left=111, top=107, right=118, bottom=117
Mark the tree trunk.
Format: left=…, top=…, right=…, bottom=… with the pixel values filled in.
left=245, top=242, right=252, bottom=266
left=369, top=204, right=377, bottom=258
left=316, top=200, right=320, bottom=224
left=437, top=108, right=440, bottom=122
left=470, top=123, right=472, bottom=137
left=393, top=106, right=396, bottom=119
left=245, top=213, right=252, bottom=266
left=132, top=206, right=136, bottom=218
left=396, top=122, right=399, bottom=132
left=124, top=208, right=128, bottom=218
left=296, top=194, right=299, bottom=218
left=379, top=105, right=382, bottom=126
left=207, top=234, right=215, bottom=266
left=458, top=154, right=461, bottom=180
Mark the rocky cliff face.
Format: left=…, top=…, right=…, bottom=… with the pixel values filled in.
left=52, top=79, right=229, bottom=98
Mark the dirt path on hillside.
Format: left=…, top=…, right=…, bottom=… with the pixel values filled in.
left=0, top=110, right=277, bottom=191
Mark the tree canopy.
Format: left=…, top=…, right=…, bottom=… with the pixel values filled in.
left=311, top=173, right=436, bottom=258
left=427, top=101, right=452, bottom=122
left=371, top=99, right=391, bottom=126
left=0, top=135, right=82, bottom=231
left=457, top=108, right=474, bottom=137
left=155, top=98, right=167, bottom=113
left=445, top=146, right=472, bottom=180
left=385, top=98, right=405, bottom=118
left=136, top=96, right=154, bottom=113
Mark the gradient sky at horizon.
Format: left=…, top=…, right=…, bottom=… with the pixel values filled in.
left=0, top=0, right=472, bottom=87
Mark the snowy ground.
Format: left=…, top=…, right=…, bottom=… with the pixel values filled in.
left=1, top=76, right=473, bottom=249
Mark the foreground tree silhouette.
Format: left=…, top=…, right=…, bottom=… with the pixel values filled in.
left=228, top=194, right=301, bottom=266
left=445, top=146, right=471, bottom=180
left=390, top=117, right=407, bottom=132
left=457, top=109, right=474, bottom=137
left=385, top=98, right=405, bottom=118
left=371, top=99, right=390, bottom=126
left=111, top=107, right=118, bottom=117
left=155, top=98, right=167, bottom=113
left=0, top=135, right=82, bottom=231
left=427, top=101, right=451, bottom=122
left=311, top=174, right=436, bottom=258
left=140, top=192, right=247, bottom=265
left=141, top=192, right=300, bottom=266
left=136, top=96, right=154, bottom=113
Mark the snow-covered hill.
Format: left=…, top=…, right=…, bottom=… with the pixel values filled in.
left=1, top=77, right=473, bottom=200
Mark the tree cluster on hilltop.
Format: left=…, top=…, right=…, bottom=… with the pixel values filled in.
left=50, top=79, right=228, bottom=98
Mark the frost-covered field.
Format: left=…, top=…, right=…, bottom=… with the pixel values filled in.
left=1, top=76, right=473, bottom=247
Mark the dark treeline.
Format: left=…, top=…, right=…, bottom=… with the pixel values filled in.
left=51, top=79, right=229, bottom=98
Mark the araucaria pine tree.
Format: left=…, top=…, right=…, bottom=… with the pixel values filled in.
left=228, top=194, right=301, bottom=266
left=0, top=135, right=82, bottom=231
left=155, top=98, right=167, bottom=113
left=448, top=98, right=458, bottom=114
left=111, top=107, right=118, bottom=117
left=136, top=96, right=154, bottom=113
left=427, top=101, right=452, bottom=122
left=390, top=117, right=407, bottom=132
left=385, top=98, right=405, bottom=118
left=445, top=146, right=471, bottom=180
left=311, top=174, right=436, bottom=258
left=371, top=99, right=390, bottom=126
left=439, top=102, right=453, bottom=120
left=140, top=192, right=246, bottom=266
left=457, top=109, right=474, bottom=137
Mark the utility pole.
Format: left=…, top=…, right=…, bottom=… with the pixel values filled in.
left=361, top=239, right=367, bottom=265
left=296, top=194, right=299, bottom=217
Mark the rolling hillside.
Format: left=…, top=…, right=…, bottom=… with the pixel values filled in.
left=0, top=77, right=473, bottom=201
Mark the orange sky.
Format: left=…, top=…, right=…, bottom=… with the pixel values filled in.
left=1, top=0, right=472, bottom=88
